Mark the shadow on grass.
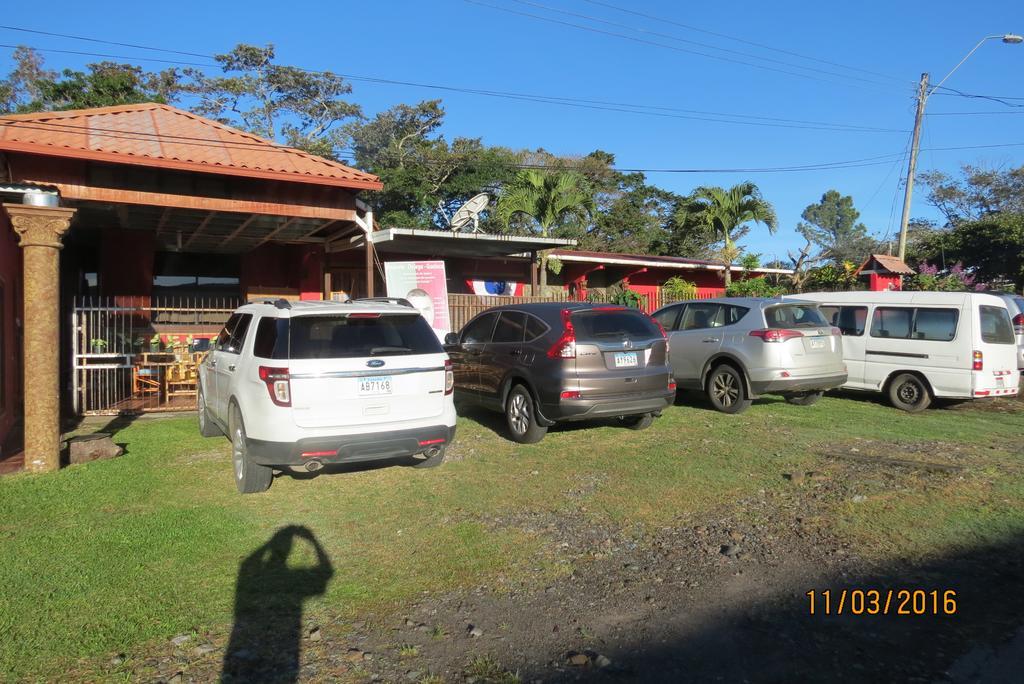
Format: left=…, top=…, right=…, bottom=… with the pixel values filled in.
left=523, top=532, right=1024, bottom=683
left=221, top=526, right=333, bottom=683
left=455, top=404, right=645, bottom=442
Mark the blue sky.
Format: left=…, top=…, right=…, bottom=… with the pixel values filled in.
left=2, top=0, right=1022, bottom=260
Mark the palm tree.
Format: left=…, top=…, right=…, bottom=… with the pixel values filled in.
left=687, top=182, right=777, bottom=287
left=497, top=170, right=595, bottom=290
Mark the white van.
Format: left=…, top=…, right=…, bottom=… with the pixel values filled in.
left=794, top=291, right=1020, bottom=411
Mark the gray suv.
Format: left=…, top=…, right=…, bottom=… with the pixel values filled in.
left=652, top=297, right=847, bottom=414
left=444, top=303, right=675, bottom=443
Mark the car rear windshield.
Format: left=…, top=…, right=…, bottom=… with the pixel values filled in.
left=764, top=304, right=829, bottom=329
left=979, top=305, right=1015, bottom=345
left=253, top=313, right=443, bottom=360
left=570, top=309, right=661, bottom=342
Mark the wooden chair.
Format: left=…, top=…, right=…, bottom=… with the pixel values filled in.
left=133, top=366, right=161, bottom=397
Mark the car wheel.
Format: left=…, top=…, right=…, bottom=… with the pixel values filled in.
left=229, top=404, right=273, bottom=494
left=706, top=365, right=752, bottom=414
left=784, top=391, right=824, bottom=406
left=618, top=413, right=654, bottom=430
left=197, top=382, right=222, bottom=437
left=506, top=384, right=548, bottom=444
left=410, top=445, right=446, bottom=469
left=888, top=373, right=932, bottom=412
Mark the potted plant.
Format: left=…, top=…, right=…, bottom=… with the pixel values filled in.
left=134, top=336, right=145, bottom=353
left=90, top=338, right=108, bottom=354
left=149, top=334, right=162, bottom=353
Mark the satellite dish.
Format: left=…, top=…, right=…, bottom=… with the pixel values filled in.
left=449, top=193, right=490, bottom=233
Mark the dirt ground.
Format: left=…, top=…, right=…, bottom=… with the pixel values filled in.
left=124, top=409, right=1024, bottom=684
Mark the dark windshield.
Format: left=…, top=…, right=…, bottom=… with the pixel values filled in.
left=571, top=309, right=661, bottom=342
left=255, top=314, right=443, bottom=359
left=764, top=304, right=829, bottom=329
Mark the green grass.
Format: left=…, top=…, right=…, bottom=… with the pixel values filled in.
left=1, top=394, right=1021, bottom=679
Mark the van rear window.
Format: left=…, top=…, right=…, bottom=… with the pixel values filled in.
left=253, top=314, right=443, bottom=359
left=980, top=306, right=1015, bottom=345
left=571, top=309, right=661, bottom=342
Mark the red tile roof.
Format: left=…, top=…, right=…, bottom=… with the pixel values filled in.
left=0, top=102, right=382, bottom=190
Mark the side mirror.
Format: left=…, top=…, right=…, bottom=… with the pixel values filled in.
left=443, top=332, right=460, bottom=346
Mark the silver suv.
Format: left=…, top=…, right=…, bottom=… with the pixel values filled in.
left=652, top=297, right=847, bottom=413
left=989, top=292, right=1024, bottom=369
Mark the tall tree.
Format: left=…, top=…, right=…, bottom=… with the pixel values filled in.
left=184, top=44, right=361, bottom=156
left=496, top=170, right=595, bottom=289
left=345, top=99, right=520, bottom=227
left=918, top=214, right=1024, bottom=289
left=919, top=164, right=1024, bottom=225
left=797, top=190, right=876, bottom=265
left=685, top=182, right=777, bottom=286
left=1, top=48, right=179, bottom=113
left=0, top=47, right=55, bottom=113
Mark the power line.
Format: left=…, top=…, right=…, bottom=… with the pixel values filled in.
left=461, top=0, right=909, bottom=97
left=0, top=116, right=912, bottom=171
left=579, top=0, right=910, bottom=85
left=504, top=0, right=902, bottom=89
left=927, top=110, right=1024, bottom=116
left=0, top=42, right=908, bottom=133
left=0, top=24, right=211, bottom=59
left=930, top=86, right=1024, bottom=108
left=6, top=116, right=1019, bottom=174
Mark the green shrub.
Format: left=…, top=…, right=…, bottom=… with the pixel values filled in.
left=726, top=276, right=784, bottom=298
left=661, top=276, right=698, bottom=300
left=599, top=284, right=645, bottom=308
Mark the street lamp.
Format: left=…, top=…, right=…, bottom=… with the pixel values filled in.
left=896, top=33, right=1022, bottom=260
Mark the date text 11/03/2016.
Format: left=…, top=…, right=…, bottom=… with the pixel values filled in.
left=807, top=589, right=957, bottom=616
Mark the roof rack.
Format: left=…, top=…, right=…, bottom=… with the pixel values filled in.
left=355, top=297, right=414, bottom=308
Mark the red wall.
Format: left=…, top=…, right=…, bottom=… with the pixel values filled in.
left=101, top=228, right=155, bottom=297
left=0, top=213, right=23, bottom=456
left=241, top=244, right=325, bottom=299
left=869, top=273, right=902, bottom=291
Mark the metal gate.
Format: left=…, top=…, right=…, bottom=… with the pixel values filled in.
left=72, top=296, right=239, bottom=414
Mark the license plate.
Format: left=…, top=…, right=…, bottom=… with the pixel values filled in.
left=613, top=352, right=638, bottom=368
left=359, top=376, right=392, bottom=395
left=809, top=337, right=826, bottom=350
left=996, top=376, right=1005, bottom=388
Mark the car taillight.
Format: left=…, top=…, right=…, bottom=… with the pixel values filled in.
left=347, top=312, right=381, bottom=319
left=653, top=318, right=670, bottom=354
left=1013, top=313, right=1024, bottom=335
left=668, top=379, right=677, bottom=392
left=830, top=327, right=842, bottom=336
left=972, top=350, right=983, bottom=371
left=258, top=366, right=291, bottom=407
left=749, top=329, right=804, bottom=343
left=444, top=359, right=454, bottom=395
left=560, top=390, right=581, bottom=399
left=547, top=309, right=577, bottom=359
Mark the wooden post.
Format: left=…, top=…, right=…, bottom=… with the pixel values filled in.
left=323, top=270, right=332, bottom=300
left=897, top=72, right=929, bottom=261
left=530, top=251, right=538, bottom=296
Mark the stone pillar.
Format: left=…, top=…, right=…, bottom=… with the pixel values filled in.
left=3, top=204, right=76, bottom=473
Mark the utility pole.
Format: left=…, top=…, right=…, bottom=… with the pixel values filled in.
left=896, top=72, right=929, bottom=262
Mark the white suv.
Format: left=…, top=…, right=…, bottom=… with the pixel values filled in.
left=198, top=298, right=456, bottom=493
